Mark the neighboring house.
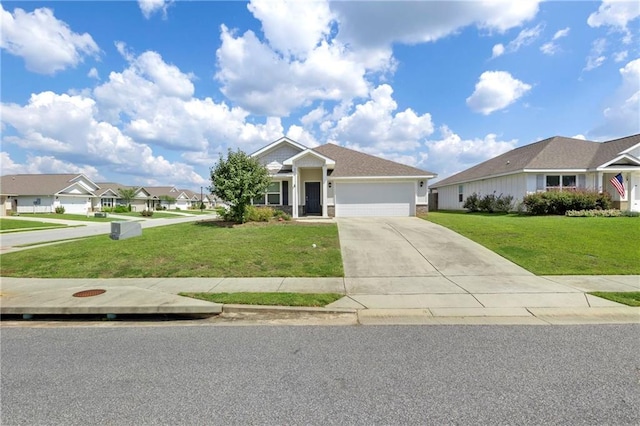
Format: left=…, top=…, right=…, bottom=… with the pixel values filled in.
left=144, top=186, right=189, bottom=210
left=0, top=174, right=99, bottom=215
left=430, top=134, right=640, bottom=212
left=250, top=137, right=436, bottom=217
left=94, top=182, right=151, bottom=212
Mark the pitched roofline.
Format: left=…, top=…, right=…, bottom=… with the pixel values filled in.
left=250, top=136, right=307, bottom=157
left=596, top=153, right=640, bottom=169
left=283, top=148, right=336, bottom=166
left=331, top=175, right=436, bottom=181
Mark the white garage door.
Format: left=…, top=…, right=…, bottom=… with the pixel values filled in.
left=335, top=182, right=415, bottom=217
left=58, top=197, right=89, bottom=214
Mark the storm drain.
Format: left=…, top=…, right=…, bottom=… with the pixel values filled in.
left=72, top=289, right=106, bottom=298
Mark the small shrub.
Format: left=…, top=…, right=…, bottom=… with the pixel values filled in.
left=199, top=202, right=206, bottom=210
left=463, top=193, right=480, bottom=212
left=215, top=206, right=234, bottom=222
left=140, top=210, right=154, bottom=217
left=246, top=205, right=274, bottom=222
left=101, top=207, right=112, bottom=213
left=464, top=192, right=512, bottom=213
left=55, top=206, right=65, bottom=214
left=114, top=205, right=128, bottom=213
left=273, top=209, right=291, bottom=221
left=175, top=207, right=181, bottom=211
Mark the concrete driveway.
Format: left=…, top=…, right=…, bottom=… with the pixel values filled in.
left=334, top=217, right=594, bottom=306
left=337, top=217, right=531, bottom=278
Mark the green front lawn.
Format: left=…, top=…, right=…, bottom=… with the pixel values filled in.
left=589, top=292, right=640, bottom=306
left=181, top=292, right=344, bottom=307
left=0, top=218, right=67, bottom=232
left=0, top=221, right=344, bottom=278
left=424, top=212, right=639, bottom=275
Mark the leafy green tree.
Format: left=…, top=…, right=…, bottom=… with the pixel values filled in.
left=210, top=149, right=270, bottom=223
left=118, top=187, right=137, bottom=211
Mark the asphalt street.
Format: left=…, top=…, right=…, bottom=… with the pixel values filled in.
left=1, top=324, right=638, bottom=425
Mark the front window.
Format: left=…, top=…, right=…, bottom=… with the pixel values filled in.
left=255, top=182, right=281, bottom=205
left=546, top=175, right=576, bottom=191
left=458, top=185, right=464, bottom=202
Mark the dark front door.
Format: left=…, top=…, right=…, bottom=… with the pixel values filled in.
left=305, top=182, right=321, bottom=215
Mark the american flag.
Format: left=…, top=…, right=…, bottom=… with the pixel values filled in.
left=609, top=173, right=625, bottom=197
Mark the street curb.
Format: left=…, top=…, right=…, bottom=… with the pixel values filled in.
left=221, top=304, right=357, bottom=315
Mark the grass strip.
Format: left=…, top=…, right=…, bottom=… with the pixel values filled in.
left=0, top=218, right=67, bottom=231
left=180, top=292, right=344, bottom=307
left=588, top=292, right=640, bottom=307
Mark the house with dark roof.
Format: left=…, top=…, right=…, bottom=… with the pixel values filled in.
left=94, top=182, right=153, bottom=212
left=430, top=134, right=640, bottom=212
left=0, top=173, right=100, bottom=215
left=250, top=137, right=437, bottom=217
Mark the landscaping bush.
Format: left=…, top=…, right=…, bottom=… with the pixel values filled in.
left=273, top=209, right=291, bottom=221
left=140, top=210, right=154, bottom=217
left=114, top=205, right=128, bottom=213
left=101, top=207, right=112, bottom=213
left=463, top=192, right=513, bottom=213
left=463, top=193, right=480, bottom=212
left=523, top=190, right=612, bottom=215
left=215, top=206, right=234, bottom=221
left=246, top=205, right=274, bottom=222
left=54, top=206, right=65, bottom=214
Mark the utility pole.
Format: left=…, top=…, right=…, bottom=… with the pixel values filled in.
left=200, top=186, right=204, bottom=212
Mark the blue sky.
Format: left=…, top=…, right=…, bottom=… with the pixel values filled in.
left=1, top=0, right=639, bottom=189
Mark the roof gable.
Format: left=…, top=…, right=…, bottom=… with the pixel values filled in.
left=283, top=149, right=335, bottom=167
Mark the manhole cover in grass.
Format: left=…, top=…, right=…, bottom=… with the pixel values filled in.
left=72, top=289, right=106, bottom=298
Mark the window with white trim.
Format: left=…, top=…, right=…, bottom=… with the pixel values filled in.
left=458, top=185, right=464, bottom=202
left=546, top=175, right=577, bottom=191
left=256, top=182, right=281, bottom=205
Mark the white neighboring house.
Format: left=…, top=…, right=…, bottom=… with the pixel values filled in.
left=0, top=174, right=98, bottom=215
left=250, top=137, right=436, bottom=217
left=144, top=186, right=191, bottom=210
left=94, top=183, right=152, bottom=211
left=430, top=134, right=640, bottom=212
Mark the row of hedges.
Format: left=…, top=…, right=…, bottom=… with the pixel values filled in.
left=216, top=205, right=291, bottom=222
left=463, top=193, right=514, bottom=213
left=566, top=209, right=638, bottom=217
left=522, top=191, right=612, bottom=215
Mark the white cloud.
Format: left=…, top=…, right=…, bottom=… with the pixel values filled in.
left=587, top=0, right=640, bottom=43
left=571, top=134, right=587, bottom=140
left=215, top=25, right=370, bottom=116
left=88, top=67, right=99, bottom=79
left=426, top=126, right=518, bottom=181
left=584, top=38, right=607, bottom=71
left=0, top=152, right=103, bottom=178
left=540, top=27, right=570, bottom=55
left=552, top=27, right=571, bottom=40
left=492, top=43, right=505, bottom=58
left=507, top=24, right=545, bottom=52
left=0, top=4, right=99, bottom=74
left=332, top=1, right=541, bottom=48
left=614, top=51, right=629, bottom=62
left=1, top=92, right=208, bottom=187
left=593, top=58, right=640, bottom=138
left=327, top=84, right=434, bottom=154
left=466, top=71, right=532, bottom=115
left=247, top=0, right=334, bottom=58
left=138, top=0, right=172, bottom=19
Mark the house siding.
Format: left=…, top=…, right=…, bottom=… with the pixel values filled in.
left=436, top=173, right=527, bottom=210
left=259, top=145, right=302, bottom=168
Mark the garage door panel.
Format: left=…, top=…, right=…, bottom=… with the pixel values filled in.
left=335, top=182, right=415, bottom=217
left=59, top=197, right=88, bottom=214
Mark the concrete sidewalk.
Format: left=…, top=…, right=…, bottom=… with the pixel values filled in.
left=1, top=275, right=638, bottom=324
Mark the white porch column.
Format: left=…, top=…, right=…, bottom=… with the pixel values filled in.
left=322, top=165, right=328, bottom=218
left=597, top=172, right=603, bottom=193
left=292, top=166, right=298, bottom=219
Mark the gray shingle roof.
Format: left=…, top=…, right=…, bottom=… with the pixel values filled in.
left=0, top=174, right=96, bottom=196
left=143, top=186, right=182, bottom=198
left=313, top=143, right=436, bottom=178
left=432, top=134, right=640, bottom=187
